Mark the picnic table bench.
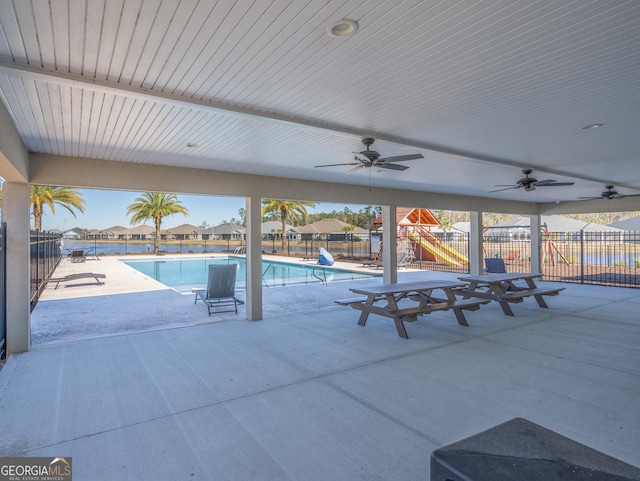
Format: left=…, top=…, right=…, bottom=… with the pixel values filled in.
left=336, top=280, right=489, bottom=339
left=458, top=272, right=564, bottom=316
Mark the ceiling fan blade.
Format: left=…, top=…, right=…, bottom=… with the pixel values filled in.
left=377, top=163, right=409, bottom=171
left=489, top=185, right=521, bottom=193
left=344, top=165, right=364, bottom=175
left=598, top=193, right=640, bottom=199
left=535, top=180, right=575, bottom=187
left=377, top=153, right=424, bottom=163
left=315, top=162, right=360, bottom=168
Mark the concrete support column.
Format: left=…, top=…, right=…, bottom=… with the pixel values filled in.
left=3, top=182, right=31, bottom=354
left=529, top=215, right=542, bottom=275
left=469, top=211, right=484, bottom=275
left=245, top=196, right=262, bottom=321
left=381, top=204, right=397, bottom=284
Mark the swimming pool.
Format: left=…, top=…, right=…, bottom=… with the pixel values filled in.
left=123, top=256, right=380, bottom=293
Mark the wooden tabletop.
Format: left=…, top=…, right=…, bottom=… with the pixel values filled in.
left=458, top=272, right=541, bottom=283
left=350, top=280, right=467, bottom=296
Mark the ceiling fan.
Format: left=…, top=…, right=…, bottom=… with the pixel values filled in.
left=491, top=169, right=575, bottom=193
left=315, top=137, right=424, bottom=175
left=579, top=185, right=640, bottom=200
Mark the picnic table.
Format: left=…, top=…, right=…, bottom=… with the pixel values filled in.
left=336, top=280, right=489, bottom=339
left=457, top=272, right=564, bottom=316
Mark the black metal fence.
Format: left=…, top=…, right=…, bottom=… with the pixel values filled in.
left=56, top=228, right=639, bottom=289
left=480, top=227, right=640, bottom=288
left=30, top=230, right=63, bottom=310
left=0, top=223, right=6, bottom=359
left=541, top=230, right=640, bottom=287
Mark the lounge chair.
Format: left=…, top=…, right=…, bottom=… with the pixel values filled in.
left=47, top=273, right=106, bottom=289
left=364, top=251, right=414, bottom=269
left=194, top=264, right=244, bottom=315
left=70, top=250, right=86, bottom=263
left=485, top=258, right=507, bottom=273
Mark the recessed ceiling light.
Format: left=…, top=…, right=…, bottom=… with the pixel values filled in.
left=581, top=123, right=603, bottom=130
left=186, top=142, right=198, bottom=148
left=327, top=19, right=359, bottom=38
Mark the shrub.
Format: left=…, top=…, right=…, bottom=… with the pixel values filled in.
left=566, top=255, right=578, bottom=264
left=635, top=258, right=640, bottom=268
left=614, top=260, right=627, bottom=267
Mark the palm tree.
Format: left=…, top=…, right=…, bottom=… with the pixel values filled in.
left=126, top=192, right=189, bottom=253
left=262, top=199, right=316, bottom=252
left=30, top=185, right=86, bottom=231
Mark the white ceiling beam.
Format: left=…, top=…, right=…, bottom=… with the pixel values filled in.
left=29, top=153, right=538, bottom=215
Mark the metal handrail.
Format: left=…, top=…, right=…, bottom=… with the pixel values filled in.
left=262, top=262, right=275, bottom=288
left=312, top=266, right=327, bottom=286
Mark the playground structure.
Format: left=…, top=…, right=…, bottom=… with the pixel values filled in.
left=374, top=208, right=469, bottom=267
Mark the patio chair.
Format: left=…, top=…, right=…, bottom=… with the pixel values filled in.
left=194, top=264, right=244, bottom=315
left=485, top=257, right=507, bottom=273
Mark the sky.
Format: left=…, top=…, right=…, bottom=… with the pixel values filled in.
left=35, top=188, right=369, bottom=231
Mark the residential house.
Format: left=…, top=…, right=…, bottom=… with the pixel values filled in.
left=261, top=220, right=298, bottom=241
left=62, top=227, right=85, bottom=240
left=487, top=215, right=625, bottom=243
left=296, top=218, right=367, bottom=241
left=206, top=222, right=246, bottom=240
left=117, top=225, right=156, bottom=240
left=162, top=223, right=200, bottom=240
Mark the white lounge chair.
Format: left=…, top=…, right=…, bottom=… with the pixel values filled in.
left=194, top=264, right=244, bottom=315
left=47, top=273, right=106, bottom=289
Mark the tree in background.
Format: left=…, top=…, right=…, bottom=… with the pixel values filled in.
left=262, top=199, right=316, bottom=252
left=127, top=193, right=189, bottom=254
left=237, top=207, right=246, bottom=226
left=30, top=185, right=86, bottom=231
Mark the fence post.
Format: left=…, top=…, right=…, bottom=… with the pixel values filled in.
left=580, top=229, right=585, bottom=284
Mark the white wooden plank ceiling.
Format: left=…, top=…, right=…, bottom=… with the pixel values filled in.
left=0, top=0, right=639, bottom=203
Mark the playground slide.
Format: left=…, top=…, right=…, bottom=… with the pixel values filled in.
left=408, top=230, right=469, bottom=266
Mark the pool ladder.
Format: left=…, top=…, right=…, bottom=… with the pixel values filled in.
left=261, top=262, right=327, bottom=287
left=312, top=266, right=328, bottom=286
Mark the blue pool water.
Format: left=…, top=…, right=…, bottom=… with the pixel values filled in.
left=123, top=256, right=380, bottom=292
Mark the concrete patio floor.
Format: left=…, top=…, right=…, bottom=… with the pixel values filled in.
left=1, top=259, right=639, bottom=480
